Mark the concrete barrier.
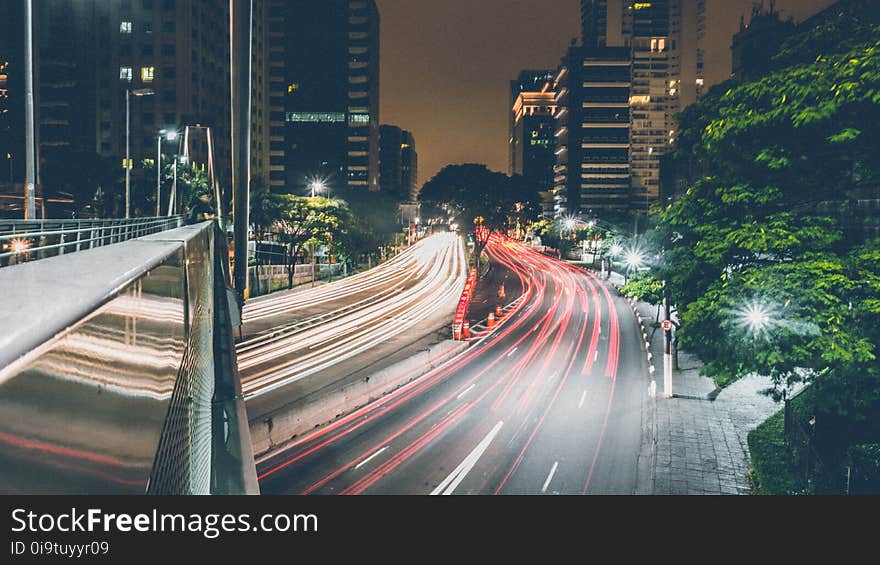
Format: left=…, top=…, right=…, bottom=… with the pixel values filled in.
left=251, top=339, right=469, bottom=460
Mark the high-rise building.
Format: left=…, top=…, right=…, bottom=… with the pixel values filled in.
left=564, top=0, right=705, bottom=214
left=268, top=0, right=380, bottom=196
left=510, top=74, right=557, bottom=217
left=98, top=0, right=233, bottom=205
left=509, top=70, right=556, bottom=176
left=379, top=124, right=418, bottom=203
left=0, top=1, right=236, bottom=218
left=0, top=0, right=26, bottom=215
left=250, top=0, right=270, bottom=190
left=554, top=45, right=631, bottom=216
left=400, top=130, right=418, bottom=202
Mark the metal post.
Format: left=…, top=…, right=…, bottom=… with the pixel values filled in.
left=24, top=0, right=37, bottom=219
left=156, top=134, right=162, bottom=217
left=231, top=0, right=253, bottom=302
left=125, top=89, right=131, bottom=218
left=663, top=288, right=673, bottom=399
left=169, top=158, right=177, bottom=216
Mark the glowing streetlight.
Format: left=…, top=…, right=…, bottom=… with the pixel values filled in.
left=10, top=238, right=30, bottom=254
left=623, top=247, right=645, bottom=285
left=734, top=302, right=775, bottom=335
left=308, top=179, right=327, bottom=198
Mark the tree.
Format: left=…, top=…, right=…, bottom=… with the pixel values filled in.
left=653, top=15, right=880, bottom=442
left=272, top=196, right=352, bottom=288
left=419, top=164, right=541, bottom=232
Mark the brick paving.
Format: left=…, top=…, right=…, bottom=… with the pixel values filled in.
left=607, top=271, right=783, bottom=495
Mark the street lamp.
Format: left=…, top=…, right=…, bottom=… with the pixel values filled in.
left=623, top=247, right=645, bottom=285
left=734, top=302, right=775, bottom=335
left=308, top=178, right=327, bottom=198
left=125, top=88, right=154, bottom=218
left=23, top=0, right=37, bottom=219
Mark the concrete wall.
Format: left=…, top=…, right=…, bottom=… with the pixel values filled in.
left=251, top=339, right=468, bottom=459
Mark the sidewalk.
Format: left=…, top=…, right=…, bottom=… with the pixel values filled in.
left=605, top=270, right=784, bottom=495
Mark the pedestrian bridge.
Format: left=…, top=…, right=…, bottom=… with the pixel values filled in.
left=0, top=220, right=258, bottom=494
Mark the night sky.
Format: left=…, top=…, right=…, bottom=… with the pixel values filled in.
left=376, top=0, right=836, bottom=187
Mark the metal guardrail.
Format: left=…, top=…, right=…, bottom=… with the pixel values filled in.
left=0, top=216, right=184, bottom=267
left=0, top=221, right=258, bottom=494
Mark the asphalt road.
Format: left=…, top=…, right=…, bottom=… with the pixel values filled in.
left=238, top=233, right=467, bottom=418
left=258, top=235, right=652, bottom=495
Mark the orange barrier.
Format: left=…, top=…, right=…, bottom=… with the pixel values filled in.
left=495, top=304, right=503, bottom=318
left=487, top=313, right=495, bottom=328
left=452, top=267, right=478, bottom=340
left=463, top=320, right=471, bottom=339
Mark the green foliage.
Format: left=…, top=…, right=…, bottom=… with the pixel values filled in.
left=747, top=409, right=811, bottom=495
left=656, top=13, right=880, bottom=438
left=273, top=196, right=352, bottom=262
left=620, top=273, right=664, bottom=306
left=418, top=164, right=541, bottom=231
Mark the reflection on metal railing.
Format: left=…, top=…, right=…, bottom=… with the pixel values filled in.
left=0, top=221, right=257, bottom=494
left=0, top=216, right=184, bottom=267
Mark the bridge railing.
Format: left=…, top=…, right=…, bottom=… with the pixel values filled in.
left=0, top=221, right=258, bottom=494
left=0, top=216, right=184, bottom=267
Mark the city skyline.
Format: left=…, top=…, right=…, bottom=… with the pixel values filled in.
left=378, top=0, right=836, bottom=186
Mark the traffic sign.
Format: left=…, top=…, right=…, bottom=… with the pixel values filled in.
left=661, top=320, right=673, bottom=332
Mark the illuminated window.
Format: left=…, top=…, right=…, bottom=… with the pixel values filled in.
left=120, top=21, right=132, bottom=34
left=349, top=113, right=370, bottom=126
left=650, top=39, right=658, bottom=52
left=285, top=112, right=345, bottom=123
left=349, top=47, right=368, bottom=55
left=141, top=66, right=155, bottom=82
left=287, top=83, right=300, bottom=93
left=119, top=66, right=133, bottom=81
left=349, top=75, right=368, bottom=84
left=658, top=39, right=666, bottom=51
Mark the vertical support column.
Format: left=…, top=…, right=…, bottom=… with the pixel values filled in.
left=23, top=0, right=37, bottom=219
left=231, top=0, right=253, bottom=302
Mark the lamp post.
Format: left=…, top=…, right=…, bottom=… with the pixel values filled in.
left=23, top=0, right=37, bottom=219
left=308, top=179, right=327, bottom=198
left=125, top=88, right=154, bottom=218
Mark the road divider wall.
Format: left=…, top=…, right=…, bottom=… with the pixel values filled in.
left=251, top=339, right=470, bottom=459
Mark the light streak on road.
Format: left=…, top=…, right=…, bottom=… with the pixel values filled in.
left=238, top=233, right=467, bottom=399
left=257, top=234, right=647, bottom=495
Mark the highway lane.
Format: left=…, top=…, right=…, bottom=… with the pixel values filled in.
left=258, top=234, right=651, bottom=495
left=237, top=232, right=467, bottom=407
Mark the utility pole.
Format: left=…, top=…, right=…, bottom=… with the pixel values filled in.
left=663, top=281, right=673, bottom=399
left=231, top=0, right=253, bottom=301
left=23, top=0, right=37, bottom=219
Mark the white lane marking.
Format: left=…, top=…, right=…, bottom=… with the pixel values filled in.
left=354, top=446, right=388, bottom=470
left=542, top=461, right=559, bottom=494
left=507, top=347, right=518, bottom=358
left=457, top=384, right=476, bottom=400
left=578, top=390, right=587, bottom=409
left=594, top=350, right=599, bottom=363
left=430, top=421, right=504, bottom=496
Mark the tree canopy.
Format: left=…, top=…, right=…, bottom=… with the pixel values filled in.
left=653, top=15, right=880, bottom=427
left=418, top=164, right=541, bottom=231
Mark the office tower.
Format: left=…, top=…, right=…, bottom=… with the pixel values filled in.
left=569, top=0, right=706, bottom=213
left=509, top=72, right=557, bottom=217
left=554, top=45, right=631, bottom=216
left=268, top=0, right=380, bottom=195
left=509, top=70, right=556, bottom=176
left=379, top=125, right=418, bottom=203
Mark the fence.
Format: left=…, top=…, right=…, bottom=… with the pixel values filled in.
left=248, top=262, right=345, bottom=298
left=0, top=216, right=184, bottom=267
left=783, top=387, right=849, bottom=494
left=0, top=221, right=257, bottom=494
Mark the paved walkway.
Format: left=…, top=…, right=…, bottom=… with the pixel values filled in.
left=605, top=271, right=783, bottom=495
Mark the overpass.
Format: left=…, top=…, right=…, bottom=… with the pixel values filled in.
left=0, top=218, right=258, bottom=494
